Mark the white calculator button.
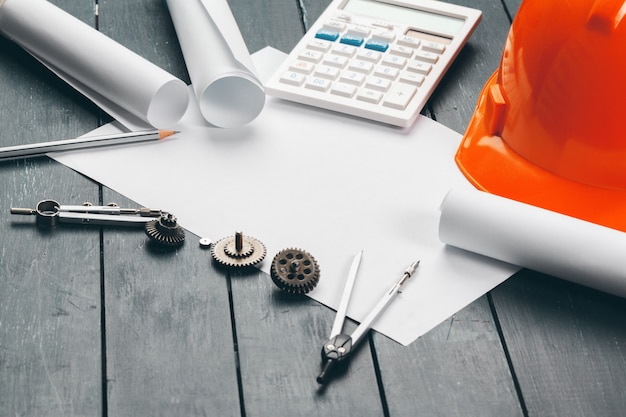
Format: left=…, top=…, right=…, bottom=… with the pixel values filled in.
left=323, top=55, right=348, bottom=68
left=357, top=89, right=383, bottom=104
left=298, top=49, right=323, bottom=63
left=365, top=76, right=391, bottom=92
left=279, top=71, right=306, bottom=86
left=422, top=41, right=446, bottom=54
left=399, top=72, right=425, bottom=86
left=383, top=83, right=417, bottom=110
left=372, top=20, right=394, bottom=30
left=407, top=60, right=432, bottom=75
left=340, top=71, right=366, bottom=86
left=305, top=77, right=332, bottom=92
left=332, top=44, right=358, bottom=57
left=348, top=59, right=374, bottom=74
left=415, top=50, right=439, bottom=64
left=373, top=65, right=399, bottom=80
left=372, top=30, right=395, bottom=42
left=356, top=49, right=382, bottom=63
left=334, top=12, right=352, bottom=22
left=347, top=24, right=371, bottom=37
left=389, top=45, right=413, bottom=58
left=397, top=36, right=421, bottom=49
left=308, top=39, right=333, bottom=52
left=381, top=55, right=407, bottom=69
left=330, top=82, right=357, bottom=98
left=289, top=60, right=314, bottom=74
left=324, top=20, right=347, bottom=31
left=314, top=65, right=340, bottom=80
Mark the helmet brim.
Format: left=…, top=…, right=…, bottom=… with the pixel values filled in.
left=456, top=71, right=626, bottom=233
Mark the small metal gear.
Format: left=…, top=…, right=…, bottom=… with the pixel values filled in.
left=145, top=212, right=185, bottom=247
left=270, top=248, right=320, bottom=294
left=211, top=231, right=266, bottom=268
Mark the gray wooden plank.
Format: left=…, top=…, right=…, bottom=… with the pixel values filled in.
left=95, top=2, right=241, bottom=415
left=97, top=0, right=189, bottom=84
left=491, top=271, right=626, bottom=417
left=502, top=0, right=522, bottom=18
left=300, top=0, right=334, bottom=31
left=227, top=0, right=307, bottom=54
left=230, top=267, right=385, bottom=416
left=374, top=299, right=523, bottom=417
left=0, top=1, right=103, bottom=415
left=101, top=191, right=240, bottom=416
left=427, top=0, right=513, bottom=132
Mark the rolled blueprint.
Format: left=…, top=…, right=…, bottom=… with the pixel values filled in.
left=439, top=187, right=626, bottom=298
left=166, top=0, right=265, bottom=128
left=0, top=0, right=189, bottom=129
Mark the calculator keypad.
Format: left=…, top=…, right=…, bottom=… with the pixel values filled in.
left=275, top=17, right=446, bottom=113
left=265, top=1, right=483, bottom=127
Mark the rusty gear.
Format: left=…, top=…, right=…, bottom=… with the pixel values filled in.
left=211, top=231, right=266, bottom=268
left=145, top=212, right=185, bottom=247
left=270, top=248, right=320, bottom=294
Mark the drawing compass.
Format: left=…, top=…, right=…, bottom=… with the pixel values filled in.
left=317, top=251, right=419, bottom=384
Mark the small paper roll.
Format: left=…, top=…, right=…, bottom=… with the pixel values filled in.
left=166, top=0, right=265, bottom=128
left=0, top=0, right=189, bottom=129
left=439, top=187, right=626, bottom=298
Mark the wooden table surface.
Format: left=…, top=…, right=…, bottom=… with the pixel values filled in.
left=1, top=1, right=625, bottom=416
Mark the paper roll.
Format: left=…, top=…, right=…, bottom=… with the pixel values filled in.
left=166, top=0, right=265, bottom=128
left=0, top=0, right=189, bottom=129
left=439, top=187, right=626, bottom=298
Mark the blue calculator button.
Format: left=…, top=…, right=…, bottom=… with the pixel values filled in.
left=315, top=29, right=340, bottom=42
left=364, top=40, right=389, bottom=52
left=340, top=34, right=364, bottom=47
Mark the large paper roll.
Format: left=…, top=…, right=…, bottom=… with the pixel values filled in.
left=0, top=0, right=189, bottom=129
left=166, top=0, right=265, bottom=128
left=439, top=187, right=626, bottom=298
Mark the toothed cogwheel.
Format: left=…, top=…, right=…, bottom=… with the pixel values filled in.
left=211, top=231, right=266, bottom=268
left=270, top=248, right=320, bottom=294
left=145, top=212, right=185, bottom=247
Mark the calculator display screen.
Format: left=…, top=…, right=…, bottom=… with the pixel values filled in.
left=341, top=0, right=465, bottom=38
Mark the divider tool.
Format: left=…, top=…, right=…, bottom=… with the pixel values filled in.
left=317, top=251, right=419, bottom=384
left=11, top=199, right=185, bottom=246
left=11, top=199, right=161, bottom=227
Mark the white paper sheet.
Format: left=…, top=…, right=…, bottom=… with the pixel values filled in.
left=166, top=0, right=265, bottom=128
left=51, top=47, right=518, bottom=345
left=440, top=187, right=626, bottom=298
left=0, top=0, right=189, bottom=129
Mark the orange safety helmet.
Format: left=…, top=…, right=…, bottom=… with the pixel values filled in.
left=455, top=0, right=626, bottom=232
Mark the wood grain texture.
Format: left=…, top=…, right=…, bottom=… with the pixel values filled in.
left=375, top=298, right=524, bottom=417
left=228, top=0, right=307, bottom=54
left=0, top=2, right=102, bottom=416
left=230, top=267, right=385, bottom=417
left=492, top=271, right=626, bottom=417
left=97, top=0, right=189, bottom=83
left=425, top=0, right=513, bottom=133
left=101, top=191, right=240, bottom=417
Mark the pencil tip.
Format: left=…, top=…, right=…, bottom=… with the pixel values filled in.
left=158, top=130, right=178, bottom=140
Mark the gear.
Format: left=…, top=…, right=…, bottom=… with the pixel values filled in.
left=211, top=231, right=266, bottom=268
left=145, top=212, right=185, bottom=247
left=270, top=248, right=320, bottom=294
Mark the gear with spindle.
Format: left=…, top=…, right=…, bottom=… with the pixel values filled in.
left=144, top=212, right=185, bottom=247
left=211, top=231, right=266, bottom=268
left=270, top=248, right=320, bottom=294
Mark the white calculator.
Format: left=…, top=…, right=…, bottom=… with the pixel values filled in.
left=265, top=0, right=482, bottom=127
